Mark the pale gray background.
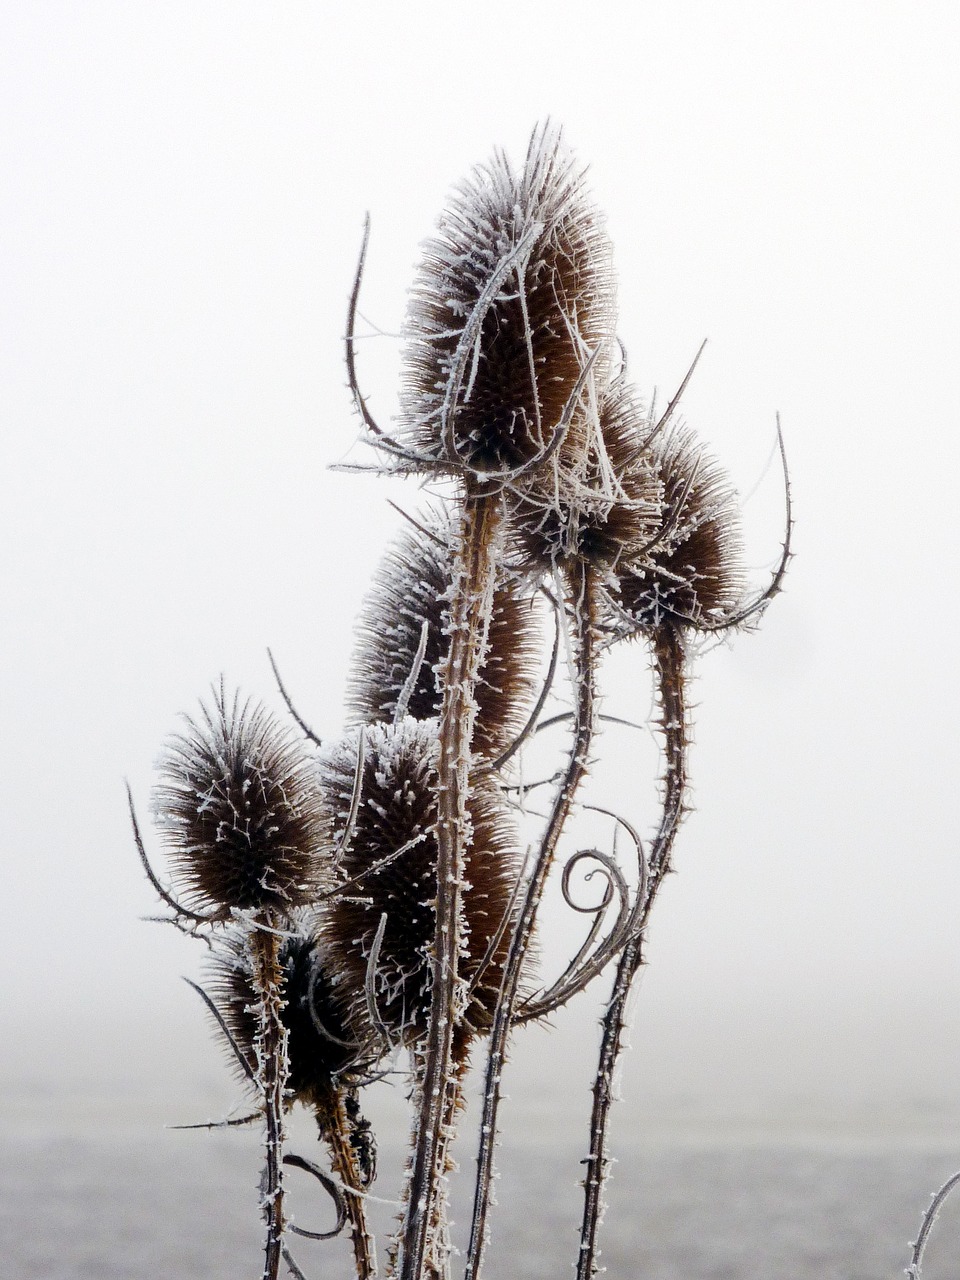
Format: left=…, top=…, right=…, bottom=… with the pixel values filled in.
left=2, top=0, right=959, bottom=1149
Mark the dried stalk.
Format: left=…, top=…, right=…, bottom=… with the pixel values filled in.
left=575, top=623, right=687, bottom=1280
left=316, top=1092, right=378, bottom=1280
left=135, top=127, right=791, bottom=1280
left=396, top=494, right=503, bottom=1280
left=465, top=561, right=598, bottom=1280
left=252, top=918, right=290, bottom=1280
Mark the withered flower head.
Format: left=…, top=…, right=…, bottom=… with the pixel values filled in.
left=204, top=922, right=366, bottom=1105
left=509, top=375, right=662, bottom=578
left=614, top=425, right=745, bottom=631
left=347, top=506, right=541, bottom=759
left=399, top=123, right=617, bottom=481
left=153, top=686, right=329, bottom=919
left=319, top=720, right=521, bottom=1056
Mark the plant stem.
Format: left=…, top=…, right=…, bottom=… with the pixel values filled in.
left=252, top=919, right=289, bottom=1280
left=397, top=494, right=502, bottom=1280
left=465, top=561, right=598, bottom=1280
left=576, top=623, right=687, bottom=1280
left=317, top=1091, right=378, bottom=1280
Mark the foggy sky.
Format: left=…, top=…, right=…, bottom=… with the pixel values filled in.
left=2, top=0, right=959, bottom=1133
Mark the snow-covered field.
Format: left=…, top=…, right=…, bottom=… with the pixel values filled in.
left=6, top=1079, right=960, bottom=1280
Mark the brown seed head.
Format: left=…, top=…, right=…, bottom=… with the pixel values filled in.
left=347, top=507, right=542, bottom=759
left=153, top=686, right=329, bottom=919
left=614, top=425, right=745, bottom=630
left=319, top=720, right=521, bottom=1055
left=205, top=922, right=367, bottom=1105
left=399, top=123, right=617, bottom=481
left=509, top=376, right=662, bottom=578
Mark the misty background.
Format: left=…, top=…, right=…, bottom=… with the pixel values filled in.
left=3, top=3, right=960, bottom=1255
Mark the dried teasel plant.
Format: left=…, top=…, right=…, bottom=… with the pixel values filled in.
left=133, top=124, right=796, bottom=1280
left=136, top=685, right=339, bottom=1280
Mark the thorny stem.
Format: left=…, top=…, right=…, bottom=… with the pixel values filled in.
left=575, top=624, right=687, bottom=1280
left=398, top=1052, right=469, bottom=1280
left=316, top=1092, right=378, bottom=1280
left=252, top=918, right=289, bottom=1280
left=907, top=1168, right=960, bottom=1278
left=396, top=495, right=503, bottom=1280
left=465, top=561, right=598, bottom=1280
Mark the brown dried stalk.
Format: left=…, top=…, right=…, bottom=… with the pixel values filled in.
left=252, top=919, right=289, bottom=1280
left=465, top=560, right=599, bottom=1280
left=397, top=494, right=504, bottom=1280
left=315, top=1093, right=378, bottom=1280
left=575, top=624, right=687, bottom=1280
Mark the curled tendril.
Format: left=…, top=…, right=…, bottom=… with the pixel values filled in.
left=282, top=1154, right=348, bottom=1240
left=562, top=847, right=620, bottom=915
left=519, top=847, right=631, bottom=1022
left=519, top=809, right=650, bottom=1021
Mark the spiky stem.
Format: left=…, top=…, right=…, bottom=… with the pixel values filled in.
left=575, top=623, right=687, bottom=1280
left=465, top=561, right=598, bottom=1280
left=396, top=494, right=503, bottom=1280
left=252, top=918, right=289, bottom=1280
left=316, top=1091, right=378, bottom=1280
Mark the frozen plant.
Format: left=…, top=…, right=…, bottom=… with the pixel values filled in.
left=132, top=124, right=791, bottom=1280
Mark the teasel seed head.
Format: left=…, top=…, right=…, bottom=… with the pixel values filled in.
left=204, top=921, right=368, bottom=1105
left=347, top=507, right=542, bottom=759
left=152, top=685, right=330, bottom=920
left=613, top=425, right=746, bottom=632
left=398, top=123, right=617, bottom=483
left=508, top=375, right=662, bottom=580
left=319, top=719, right=522, bottom=1057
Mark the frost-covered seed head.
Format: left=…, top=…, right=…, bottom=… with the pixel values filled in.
left=509, top=376, right=662, bottom=578
left=348, top=506, right=541, bottom=758
left=399, top=123, right=617, bottom=481
left=614, top=426, right=745, bottom=630
left=204, top=922, right=366, bottom=1104
left=319, top=719, right=521, bottom=1056
left=153, top=686, right=329, bottom=918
